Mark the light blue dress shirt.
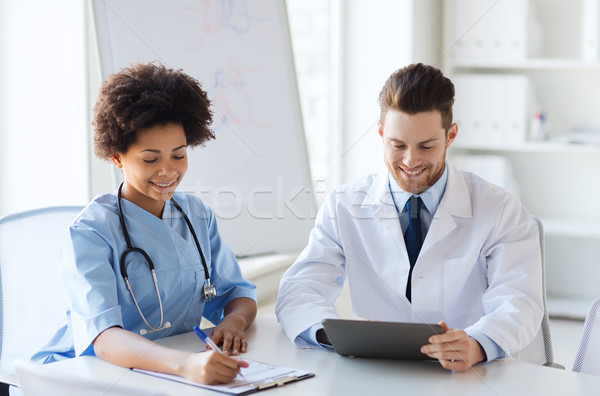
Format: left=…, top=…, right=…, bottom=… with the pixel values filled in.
left=32, top=192, right=256, bottom=363
left=388, top=163, right=448, bottom=238
left=300, top=162, right=505, bottom=362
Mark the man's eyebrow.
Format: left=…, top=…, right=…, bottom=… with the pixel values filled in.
left=387, top=138, right=440, bottom=144
left=418, top=138, right=440, bottom=144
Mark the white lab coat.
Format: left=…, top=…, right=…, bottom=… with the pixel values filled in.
left=276, top=163, right=543, bottom=356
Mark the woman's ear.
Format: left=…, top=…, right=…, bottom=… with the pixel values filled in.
left=111, top=153, right=123, bottom=168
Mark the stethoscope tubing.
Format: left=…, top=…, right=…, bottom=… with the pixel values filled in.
left=116, top=182, right=217, bottom=333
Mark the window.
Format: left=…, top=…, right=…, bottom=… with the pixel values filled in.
left=287, top=0, right=334, bottom=201
left=0, top=0, right=88, bottom=216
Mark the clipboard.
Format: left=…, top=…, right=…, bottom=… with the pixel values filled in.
left=134, top=359, right=314, bottom=395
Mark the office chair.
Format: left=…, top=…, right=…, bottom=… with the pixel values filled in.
left=513, top=217, right=564, bottom=368
left=0, top=206, right=84, bottom=392
left=572, top=297, right=600, bottom=376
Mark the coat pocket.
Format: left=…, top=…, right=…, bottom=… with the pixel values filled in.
left=443, top=255, right=486, bottom=327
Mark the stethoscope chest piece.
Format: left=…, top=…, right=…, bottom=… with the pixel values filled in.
left=204, top=281, right=217, bottom=302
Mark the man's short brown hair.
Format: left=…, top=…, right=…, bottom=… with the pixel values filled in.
left=378, top=63, right=455, bottom=131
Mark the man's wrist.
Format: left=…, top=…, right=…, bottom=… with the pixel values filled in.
left=470, top=337, right=487, bottom=364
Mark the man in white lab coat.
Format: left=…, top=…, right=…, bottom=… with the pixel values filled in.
left=275, top=63, right=543, bottom=371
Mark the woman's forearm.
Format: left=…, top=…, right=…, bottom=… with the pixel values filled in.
left=223, top=297, right=257, bottom=329
left=93, top=326, right=189, bottom=374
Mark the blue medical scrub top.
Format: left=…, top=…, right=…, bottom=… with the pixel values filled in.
left=33, top=192, right=256, bottom=363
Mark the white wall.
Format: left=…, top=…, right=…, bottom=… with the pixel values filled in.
left=335, top=0, right=442, bottom=184
left=0, top=0, right=88, bottom=216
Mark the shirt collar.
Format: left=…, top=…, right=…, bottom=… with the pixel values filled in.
left=388, top=162, right=449, bottom=215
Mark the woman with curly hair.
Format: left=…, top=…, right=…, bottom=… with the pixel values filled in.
left=33, top=62, right=257, bottom=385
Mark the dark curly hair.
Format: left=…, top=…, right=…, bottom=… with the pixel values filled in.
left=93, top=62, right=214, bottom=159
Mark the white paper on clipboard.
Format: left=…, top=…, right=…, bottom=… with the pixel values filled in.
left=134, top=359, right=314, bottom=395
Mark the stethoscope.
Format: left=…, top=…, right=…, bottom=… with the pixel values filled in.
left=117, top=183, right=217, bottom=335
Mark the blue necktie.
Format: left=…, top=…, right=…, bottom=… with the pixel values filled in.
left=404, top=196, right=423, bottom=302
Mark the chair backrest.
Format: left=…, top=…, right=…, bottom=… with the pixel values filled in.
left=572, top=297, right=600, bottom=376
left=14, top=358, right=165, bottom=396
left=0, top=206, right=84, bottom=378
left=513, top=216, right=563, bottom=368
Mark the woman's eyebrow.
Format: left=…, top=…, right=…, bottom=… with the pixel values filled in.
left=139, top=145, right=187, bottom=154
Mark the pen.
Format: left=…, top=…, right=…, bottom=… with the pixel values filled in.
left=193, top=325, right=246, bottom=380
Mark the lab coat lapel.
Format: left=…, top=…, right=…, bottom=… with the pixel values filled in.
left=421, top=163, right=472, bottom=252
left=363, top=173, right=405, bottom=247
left=359, top=173, right=412, bottom=302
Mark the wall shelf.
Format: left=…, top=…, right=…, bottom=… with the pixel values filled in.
left=451, top=58, right=600, bottom=71
left=239, top=252, right=297, bottom=305
left=451, top=141, right=600, bottom=154
left=443, top=0, right=600, bottom=304
left=547, top=294, right=596, bottom=321
left=540, top=216, right=600, bottom=239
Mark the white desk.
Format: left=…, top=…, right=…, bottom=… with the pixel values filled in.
left=39, top=316, right=600, bottom=395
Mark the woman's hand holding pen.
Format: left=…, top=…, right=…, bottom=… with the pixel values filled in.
left=181, top=350, right=249, bottom=385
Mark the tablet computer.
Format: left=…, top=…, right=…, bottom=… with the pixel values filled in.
left=321, top=318, right=445, bottom=360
